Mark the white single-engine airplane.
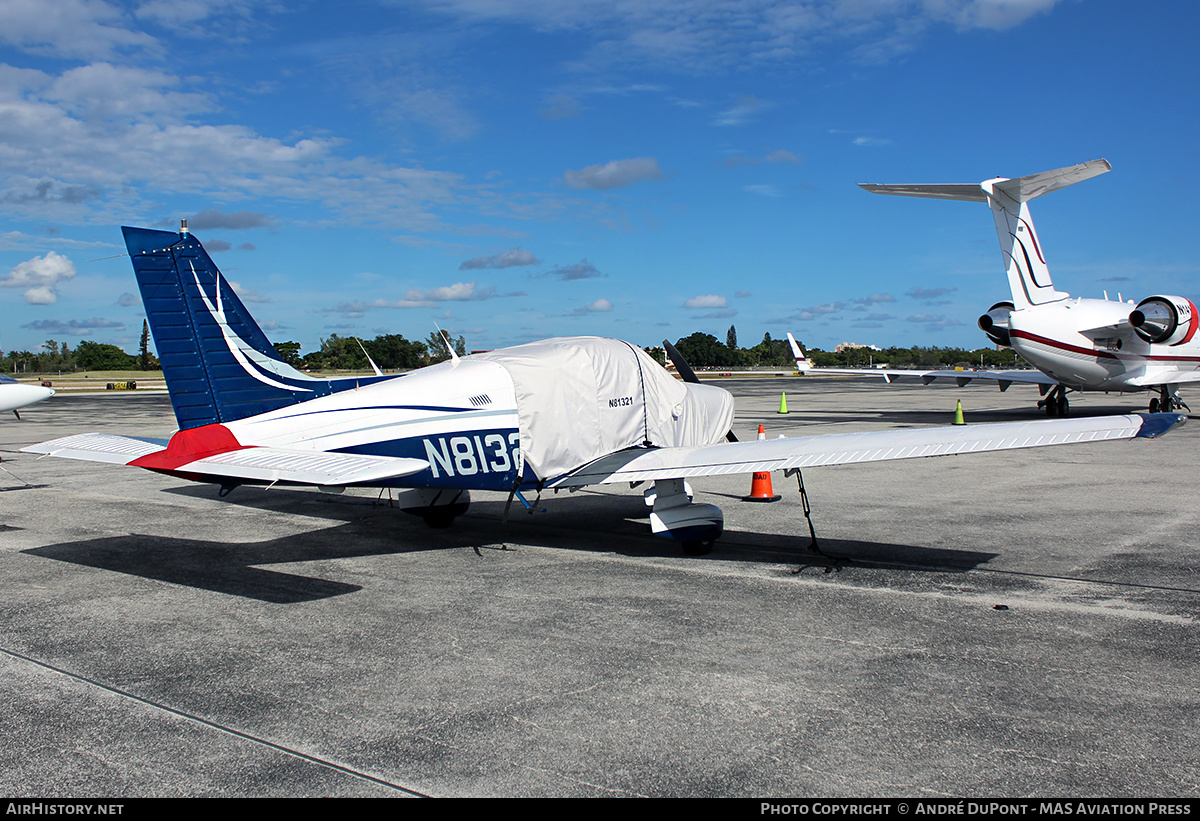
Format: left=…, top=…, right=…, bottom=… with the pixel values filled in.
left=1, top=374, right=54, bottom=419
left=793, top=160, right=1200, bottom=417
left=22, top=224, right=1186, bottom=554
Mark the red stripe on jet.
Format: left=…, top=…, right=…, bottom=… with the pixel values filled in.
left=130, top=423, right=249, bottom=471
left=1011, top=329, right=1200, bottom=364
left=1018, top=217, right=1045, bottom=264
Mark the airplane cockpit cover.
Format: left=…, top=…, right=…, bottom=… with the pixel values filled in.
left=475, top=337, right=734, bottom=481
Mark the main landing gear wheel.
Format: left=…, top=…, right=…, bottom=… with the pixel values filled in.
left=1041, top=387, right=1069, bottom=417
left=682, top=540, right=714, bottom=556
left=1149, top=386, right=1189, bottom=413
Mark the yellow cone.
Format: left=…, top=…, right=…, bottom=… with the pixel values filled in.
left=952, top=399, right=965, bottom=425
left=778, top=392, right=789, bottom=414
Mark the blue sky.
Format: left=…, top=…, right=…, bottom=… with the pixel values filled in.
left=2, top=0, right=1198, bottom=357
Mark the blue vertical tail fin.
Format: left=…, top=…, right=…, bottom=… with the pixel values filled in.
left=123, top=225, right=380, bottom=430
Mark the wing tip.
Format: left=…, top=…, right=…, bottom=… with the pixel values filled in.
left=1134, top=412, right=1188, bottom=438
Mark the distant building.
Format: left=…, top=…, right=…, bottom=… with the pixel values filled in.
left=834, top=342, right=882, bottom=353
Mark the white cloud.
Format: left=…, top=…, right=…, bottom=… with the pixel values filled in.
left=460, top=248, right=540, bottom=269
left=907, top=313, right=965, bottom=330
left=547, top=260, right=603, bottom=280
left=421, top=1, right=1062, bottom=71
left=45, top=63, right=212, bottom=121
left=0, top=230, right=113, bottom=251
left=228, top=280, right=271, bottom=303
left=418, top=282, right=492, bottom=301
left=0, top=0, right=157, bottom=60
left=328, top=281, right=504, bottom=314
left=791, top=301, right=847, bottom=321
left=935, top=0, right=1060, bottom=31
left=22, top=285, right=59, bottom=305
left=564, top=158, right=662, bottom=190
left=2, top=251, right=76, bottom=304
left=714, top=95, right=764, bottom=127
left=573, top=298, right=613, bottom=315
left=188, top=209, right=275, bottom=230
left=0, top=62, right=480, bottom=229
left=21, top=317, right=124, bottom=332
left=908, top=287, right=957, bottom=300
left=684, top=294, right=727, bottom=309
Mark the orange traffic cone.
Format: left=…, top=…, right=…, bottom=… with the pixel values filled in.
left=743, top=425, right=781, bottom=502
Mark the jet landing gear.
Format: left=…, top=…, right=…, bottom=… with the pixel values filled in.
left=1149, top=386, right=1190, bottom=414
left=1038, top=385, right=1070, bottom=417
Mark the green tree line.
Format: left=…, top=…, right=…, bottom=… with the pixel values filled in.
left=5, top=322, right=1019, bottom=375
left=669, top=325, right=1022, bottom=370
left=4, top=321, right=160, bottom=374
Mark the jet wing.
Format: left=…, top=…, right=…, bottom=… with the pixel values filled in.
left=803, top=366, right=1058, bottom=391
left=23, top=432, right=429, bottom=486
left=1124, top=370, right=1200, bottom=387
left=551, top=413, right=1182, bottom=488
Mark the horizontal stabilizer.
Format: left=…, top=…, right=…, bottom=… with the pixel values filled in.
left=860, top=159, right=1110, bottom=203
left=22, top=432, right=165, bottom=464
left=551, top=413, right=1182, bottom=487
left=992, top=159, right=1111, bottom=203
left=176, top=447, right=429, bottom=486
left=858, top=183, right=988, bottom=202
left=23, top=433, right=429, bottom=486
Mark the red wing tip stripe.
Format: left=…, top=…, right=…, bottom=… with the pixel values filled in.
left=130, top=423, right=246, bottom=471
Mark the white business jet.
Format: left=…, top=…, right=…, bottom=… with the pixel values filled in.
left=794, top=160, right=1200, bottom=417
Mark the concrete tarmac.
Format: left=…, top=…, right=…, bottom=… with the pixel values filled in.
left=1, top=381, right=1197, bottom=797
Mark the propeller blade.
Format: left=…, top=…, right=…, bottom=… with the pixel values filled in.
left=663, top=339, right=699, bottom=384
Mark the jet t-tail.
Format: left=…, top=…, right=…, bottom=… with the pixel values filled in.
left=22, top=223, right=1186, bottom=555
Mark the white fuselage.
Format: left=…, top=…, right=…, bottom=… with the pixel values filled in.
left=1008, top=297, right=1200, bottom=391
left=0, top=381, right=54, bottom=413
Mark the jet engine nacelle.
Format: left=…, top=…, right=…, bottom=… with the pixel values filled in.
left=977, top=301, right=1014, bottom=347
left=1129, top=296, right=1199, bottom=346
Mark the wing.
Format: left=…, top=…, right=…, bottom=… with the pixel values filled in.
left=1125, top=370, right=1200, bottom=387
left=802, top=366, right=1058, bottom=390
left=22, top=432, right=429, bottom=486
left=550, top=413, right=1183, bottom=488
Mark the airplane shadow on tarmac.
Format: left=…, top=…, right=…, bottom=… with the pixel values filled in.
left=23, top=483, right=998, bottom=603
